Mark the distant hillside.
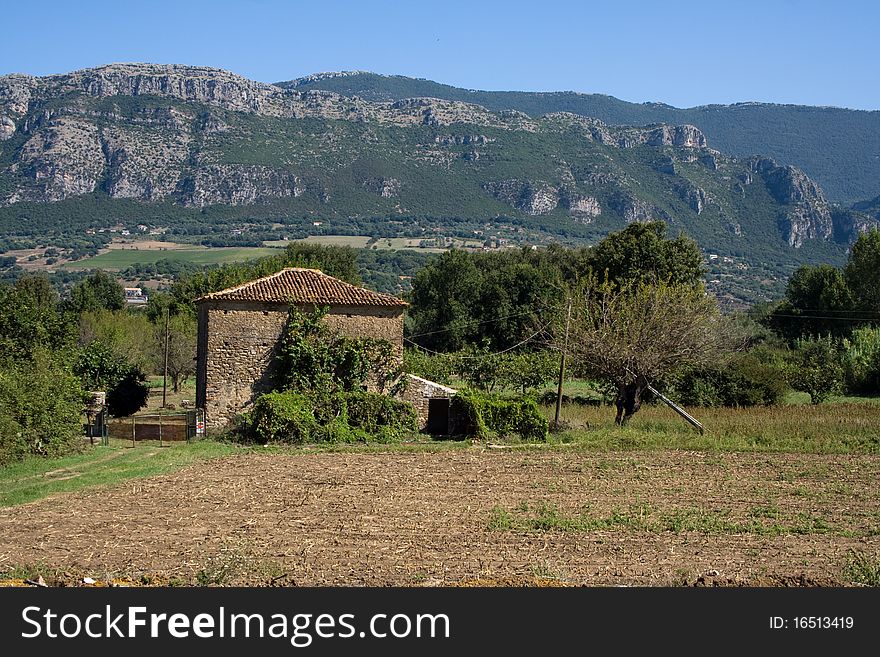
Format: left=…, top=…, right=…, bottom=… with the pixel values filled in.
left=283, top=72, right=880, bottom=204
left=2, top=63, right=877, bottom=305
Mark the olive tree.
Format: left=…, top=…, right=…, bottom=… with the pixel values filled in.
left=550, top=277, right=727, bottom=425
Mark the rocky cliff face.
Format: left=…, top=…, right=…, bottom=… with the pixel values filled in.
left=179, top=165, right=305, bottom=207
left=748, top=157, right=833, bottom=247
left=483, top=180, right=559, bottom=215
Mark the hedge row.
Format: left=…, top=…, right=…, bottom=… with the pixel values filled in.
left=450, top=389, right=548, bottom=441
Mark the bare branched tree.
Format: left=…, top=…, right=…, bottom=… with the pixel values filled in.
left=548, top=276, right=728, bottom=425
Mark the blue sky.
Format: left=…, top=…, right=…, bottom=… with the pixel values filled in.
left=1, top=0, right=877, bottom=110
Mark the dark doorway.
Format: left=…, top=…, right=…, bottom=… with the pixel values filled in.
left=426, top=398, right=450, bottom=435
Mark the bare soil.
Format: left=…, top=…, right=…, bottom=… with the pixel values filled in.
left=1, top=448, right=877, bottom=586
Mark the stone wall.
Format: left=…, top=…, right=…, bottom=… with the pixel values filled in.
left=196, top=301, right=404, bottom=429
left=397, top=374, right=457, bottom=432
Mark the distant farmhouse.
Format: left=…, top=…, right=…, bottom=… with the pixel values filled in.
left=124, top=287, right=148, bottom=305
left=195, top=268, right=454, bottom=431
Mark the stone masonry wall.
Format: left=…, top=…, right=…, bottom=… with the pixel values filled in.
left=396, top=374, right=457, bottom=431
left=197, top=301, right=404, bottom=429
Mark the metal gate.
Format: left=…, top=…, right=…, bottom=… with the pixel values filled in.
left=102, top=409, right=205, bottom=445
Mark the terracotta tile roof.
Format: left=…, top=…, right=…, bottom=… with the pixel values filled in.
left=195, top=268, right=408, bottom=307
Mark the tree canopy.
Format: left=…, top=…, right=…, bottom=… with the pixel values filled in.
left=67, top=270, right=126, bottom=314
left=588, top=221, right=705, bottom=288
left=767, top=228, right=880, bottom=342
left=406, top=222, right=705, bottom=352
left=552, top=276, right=725, bottom=424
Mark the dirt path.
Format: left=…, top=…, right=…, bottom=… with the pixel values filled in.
left=1, top=448, right=877, bottom=586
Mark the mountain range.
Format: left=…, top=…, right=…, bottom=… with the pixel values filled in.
left=1, top=64, right=878, bottom=303
left=287, top=71, right=880, bottom=205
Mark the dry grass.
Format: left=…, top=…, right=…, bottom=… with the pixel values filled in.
left=545, top=402, right=880, bottom=454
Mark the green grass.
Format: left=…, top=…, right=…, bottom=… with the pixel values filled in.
left=844, top=550, right=880, bottom=586
left=784, top=390, right=880, bottom=406
left=0, top=440, right=241, bottom=507
left=62, top=247, right=281, bottom=270
left=266, top=235, right=372, bottom=248
left=545, top=402, right=880, bottom=454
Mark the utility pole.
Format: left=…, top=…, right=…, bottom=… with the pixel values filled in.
left=162, top=306, right=170, bottom=408
left=554, top=297, right=572, bottom=430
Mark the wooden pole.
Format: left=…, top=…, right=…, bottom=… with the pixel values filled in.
left=554, top=297, right=572, bottom=430
left=645, top=383, right=705, bottom=434
left=162, top=307, right=170, bottom=408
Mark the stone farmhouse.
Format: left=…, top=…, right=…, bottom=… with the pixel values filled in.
left=195, top=267, right=455, bottom=431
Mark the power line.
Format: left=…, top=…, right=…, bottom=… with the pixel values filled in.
left=403, top=326, right=546, bottom=360
left=405, top=304, right=546, bottom=339
left=768, top=314, right=880, bottom=322
left=763, top=307, right=880, bottom=315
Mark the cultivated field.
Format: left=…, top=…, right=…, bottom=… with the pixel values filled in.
left=1, top=444, right=878, bottom=587
left=62, top=245, right=281, bottom=270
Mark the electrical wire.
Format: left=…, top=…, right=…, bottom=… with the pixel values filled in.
left=404, top=325, right=547, bottom=360
left=766, top=314, right=879, bottom=322
left=405, top=304, right=547, bottom=339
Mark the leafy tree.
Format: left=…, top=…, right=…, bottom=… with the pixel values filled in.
left=841, top=327, right=880, bottom=395
left=154, top=314, right=197, bottom=393
left=0, top=350, right=85, bottom=465
left=768, top=264, right=855, bottom=341
left=74, top=340, right=149, bottom=416
left=406, top=246, right=575, bottom=352
left=78, top=309, right=154, bottom=373
left=499, top=351, right=559, bottom=395
left=407, top=249, right=483, bottom=351
left=13, top=274, right=58, bottom=308
left=844, top=228, right=880, bottom=313
left=67, top=270, right=126, bottom=313
left=552, top=276, right=726, bottom=425
left=587, top=221, right=705, bottom=288
left=406, top=223, right=703, bottom=353
left=144, top=290, right=180, bottom=324
left=454, top=343, right=507, bottom=392
left=0, top=280, right=76, bottom=361
left=403, top=348, right=454, bottom=385
left=787, top=336, right=843, bottom=404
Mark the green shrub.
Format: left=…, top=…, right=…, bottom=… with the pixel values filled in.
left=842, top=327, right=880, bottom=395
left=248, top=391, right=317, bottom=444
left=74, top=340, right=149, bottom=417
left=451, top=389, right=548, bottom=441
left=0, top=351, right=85, bottom=465
left=245, top=390, right=417, bottom=445
left=343, top=391, right=418, bottom=435
left=672, top=354, right=787, bottom=407
left=788, top=337, right=844, bottom=404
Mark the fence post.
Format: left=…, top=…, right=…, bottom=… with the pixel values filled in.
left=159, top=413, right=163, bottom=447
left=131, top=416, right=136, bottom=447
